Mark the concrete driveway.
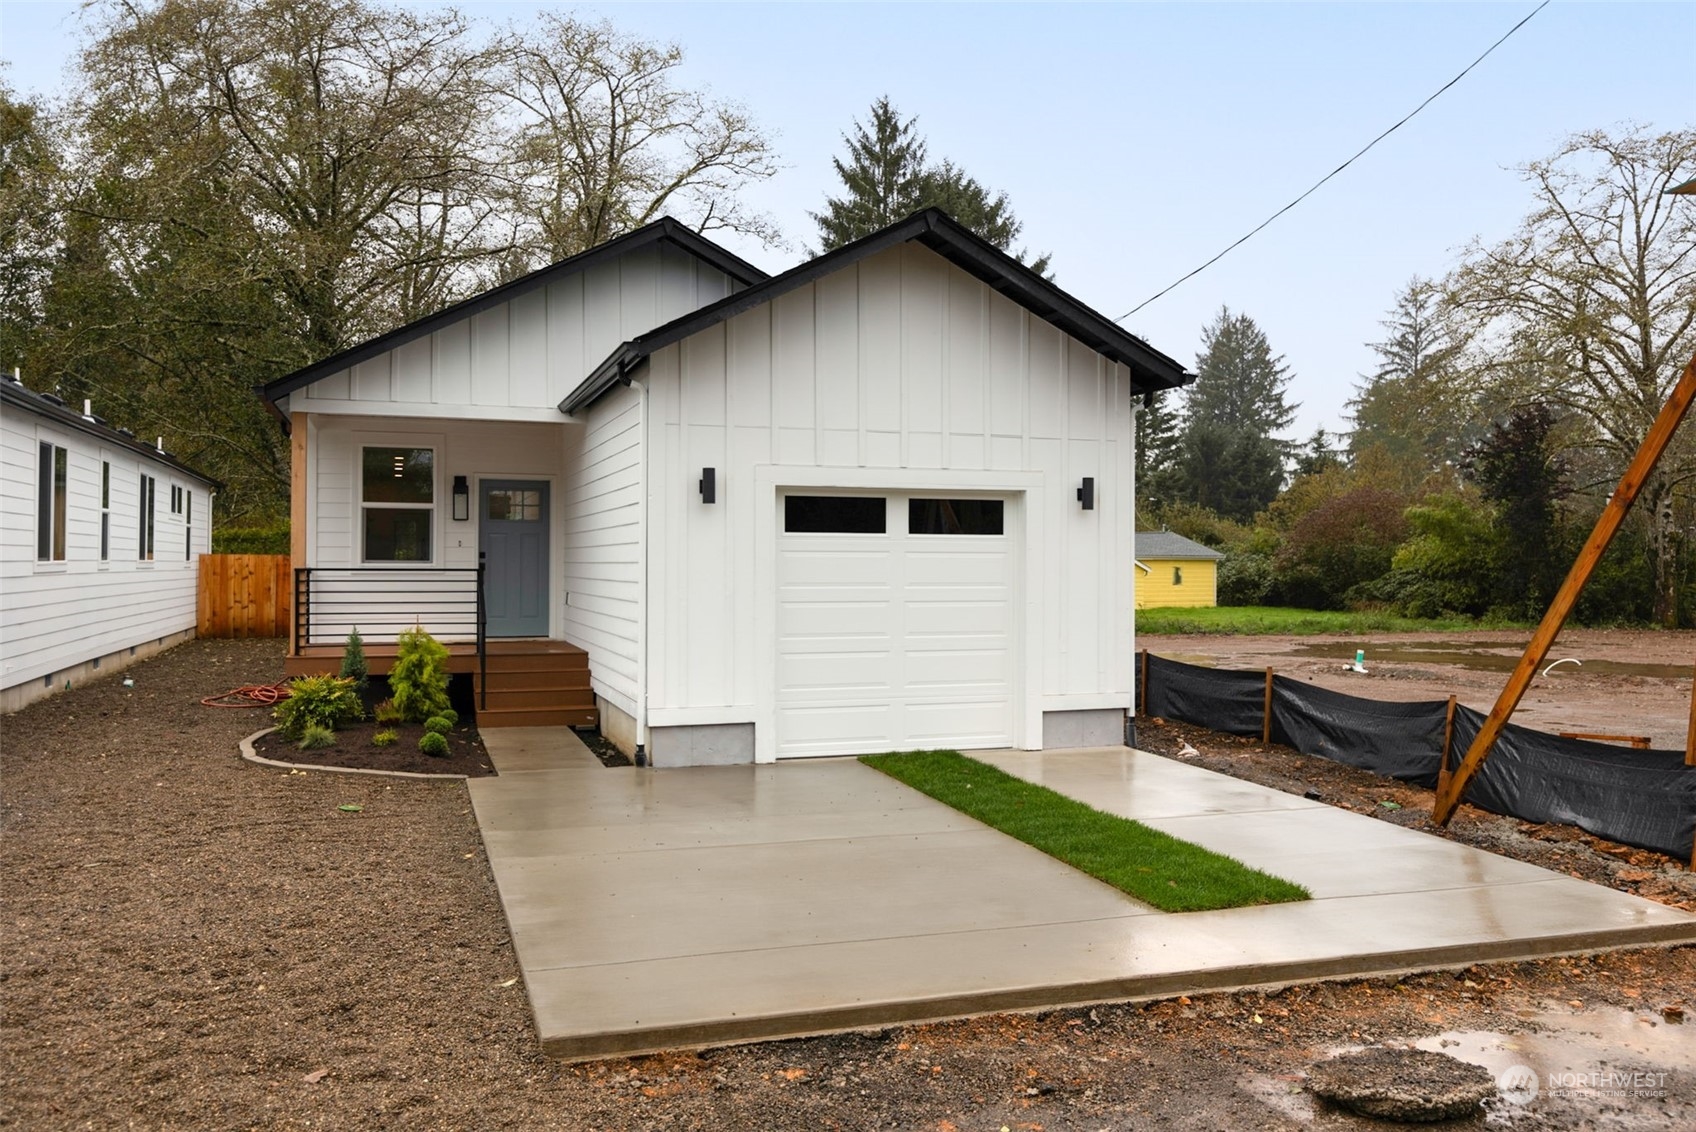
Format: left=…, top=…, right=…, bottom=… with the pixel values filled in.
left=468, top=731, right=1696, bottom=1060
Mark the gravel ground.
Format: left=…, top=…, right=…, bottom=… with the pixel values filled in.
left=3, top=636, right=1693, bottom=1130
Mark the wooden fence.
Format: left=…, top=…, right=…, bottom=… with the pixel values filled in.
left=198, top=554, right=291, bottom=638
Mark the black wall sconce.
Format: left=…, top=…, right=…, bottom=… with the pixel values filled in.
left=1077, top=477, right=1095, bottom=510
left=699, top=467, right=716, bottom=504
left=452, top=475, right=469, bottom=521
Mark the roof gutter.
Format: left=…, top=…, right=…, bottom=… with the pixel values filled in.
left=561, top=343, right=644, bottom=416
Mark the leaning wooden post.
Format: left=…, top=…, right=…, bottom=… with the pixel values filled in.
left=1686, top=662, right=1695, bottom=768
left=1435, top=695, right=1458, bottom=801
left=1262, top=668, right=1274, bottom=744
left=1139, top=647, right=1150, bottom=718
left=1433, top=351, right=1696, bottom=825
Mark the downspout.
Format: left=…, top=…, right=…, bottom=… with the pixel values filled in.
left=633, top=368, right=651, bottom=767
left=1128, top=391, right=1144, bottom=748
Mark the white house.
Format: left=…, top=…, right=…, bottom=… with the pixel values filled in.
left=260, top=210, right=1190, bottom=764
left=1, top=374, right=218, bottom=711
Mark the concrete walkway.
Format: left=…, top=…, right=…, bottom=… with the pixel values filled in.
left=468, top=732, right=1696, bottom=1061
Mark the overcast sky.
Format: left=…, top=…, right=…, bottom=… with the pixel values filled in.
left=3, top=1, right=1691, bottom=442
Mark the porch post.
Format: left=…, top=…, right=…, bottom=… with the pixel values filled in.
left=289, top=412, right=309, bottom=655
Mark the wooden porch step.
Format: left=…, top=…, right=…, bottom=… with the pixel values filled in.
left=476, top=686, right=597, bottom=712
left=476, top=705, right=598, bottom=729
left=473, top=668, right=593, bottom=692
left=480, top=653, right=590, bottom=675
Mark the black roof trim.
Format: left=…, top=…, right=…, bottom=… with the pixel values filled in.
left=561, top=208, right=1191, bottom=415
left=260, top=218, right=770, bottom=407
left=2, top=379, right=223, bottom=490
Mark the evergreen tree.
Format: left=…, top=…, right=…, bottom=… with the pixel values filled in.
left=1463, top=405, right=1572, bottom=617
left=1347, top=277, right=1475, bottom=478
left=813, top=97, right=1050, bottom=272
left=1134, top=389, right=1182, bottom=511
left=1166, top=307, right=1297, bottom=520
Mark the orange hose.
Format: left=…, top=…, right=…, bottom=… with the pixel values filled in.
left=201, top=682, right=293, bottom=708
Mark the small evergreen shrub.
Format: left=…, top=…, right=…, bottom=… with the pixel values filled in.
left=297, top=724, right=335, bottom=750
left=438, top=708, right=459, bottom=727
left=391, top=626, right=451, bottom=723
left=372, top=728, right=399, bottom=747
left=424, top=715, right=453, bottom=735
left=339, top=628, right=369, bottom=689
left=418, top=731, right=450, bottom=758
left=374, top=699, right=404, bottom=725
left=274, top=675, right=363, bottom=739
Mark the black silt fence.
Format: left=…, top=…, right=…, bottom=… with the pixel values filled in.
left=1138, top=653, right=1695, bottom=860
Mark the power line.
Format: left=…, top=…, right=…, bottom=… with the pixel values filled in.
left=1115, top=0, right=1550, bottom=323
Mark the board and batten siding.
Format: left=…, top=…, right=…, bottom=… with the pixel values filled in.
left=1, top=410, right=211, bottom=692
left=302, top=415, right=567, bottom=644
left=638, top=242, right=1136, bottom=753
left=560, top=383, right=644, bottom=721
left=285, top=243, right=736, bottom=423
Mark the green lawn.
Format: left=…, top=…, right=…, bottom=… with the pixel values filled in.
left=1135, top=605, right=1526, bottom=636
left=859, top=750, right=1310, bottom=913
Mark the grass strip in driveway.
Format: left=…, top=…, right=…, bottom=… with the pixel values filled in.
left=859, top=750, right=1311, bottom=913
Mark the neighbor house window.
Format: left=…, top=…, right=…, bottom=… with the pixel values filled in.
left=37, top=441, right=67, bottom=561
left=362, top=447, right=434, bottom=562
left=184, top=490, right=192, bottom=560
left=170, top=484, right=182, bottom=514
left=1173, top=566, right=1183, bottom=586
left=138, top=473, right=156, bottom=561
left=100, top=461, right=110, bottom=561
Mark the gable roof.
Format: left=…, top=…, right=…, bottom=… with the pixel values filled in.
left=259, top=218, right=769, bottom=408
left=560, top=208, right=1191, bottom=414
left=2, top=377, right=223, bottom=490
left=1135, top=531, right=1225, bottom=560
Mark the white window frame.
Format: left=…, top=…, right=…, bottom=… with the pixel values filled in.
left=37, top=439, right=67, bottom=563
left=100, top=458, right=111, bottom=563
left=359, top=444, right=437, bottom=565
left=138, top=472, right=156, bottom=562
left=184, top=488, right=193, bottom=561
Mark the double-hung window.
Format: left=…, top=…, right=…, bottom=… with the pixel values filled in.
left=100, top=461, right=111, bottom=561
left=138, top=473, right=156, bottom=561
left=37, top=441, right=67, bottom=562
left=361, top=447, right=434, bottom=562
left=184, top=489, right=192, bottom=560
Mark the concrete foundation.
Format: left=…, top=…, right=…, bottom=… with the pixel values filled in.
left=1042, top=708, right=1126, bottom=749
left=1, top=628, right=197, bottom=714
left=649, top=723, right=755, bottom=767
left=596, top=695, right=639, bottom=758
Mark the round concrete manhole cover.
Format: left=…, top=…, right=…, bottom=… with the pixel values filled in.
left=1305, top=1047, right=1497, bottom=1122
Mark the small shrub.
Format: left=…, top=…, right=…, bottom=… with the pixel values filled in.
left=439, top=708, right=459, bottom=727
left=274, top=675, right=363, bottom=739
left=211, top=522, right=289, bottom=554
left=418, top=731, right=450, bottom=758
left=297, top=724, right=335, bottom=750
left=391, top=626, right=451, bottom=723
left=424, top=715, right=453, bottom=735
left=372, top=728, right=399, bottom=747
left=339, top=628, right=369, bottom=689
left=374, top=699, right=404, bottom=725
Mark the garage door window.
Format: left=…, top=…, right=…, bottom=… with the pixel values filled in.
left=909, top=498, right=1004, bottom=536
left=784, top=495, right=885, bottom=534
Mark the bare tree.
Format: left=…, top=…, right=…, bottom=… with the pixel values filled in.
left=1447, top=126, right=1696, bottom=625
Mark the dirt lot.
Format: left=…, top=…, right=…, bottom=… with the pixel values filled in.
left=3, top=636, right=1694, bottom=1130
left=1144, top=628, right=1695, bottom=750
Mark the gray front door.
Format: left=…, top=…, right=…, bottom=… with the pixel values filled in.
left=480, top=480, right=549, bottom=637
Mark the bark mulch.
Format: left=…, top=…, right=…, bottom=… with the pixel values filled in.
left=3, top=637, right=1692, bottom=1131
left=251, top=717, right=494, bottom=777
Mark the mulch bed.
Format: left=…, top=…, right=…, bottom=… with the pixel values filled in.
left=251, top=716, right=494, bottom=777
left=3, top=636, right=1693, bottom=1130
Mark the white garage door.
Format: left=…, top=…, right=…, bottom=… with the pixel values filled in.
left=776, top=492, right=1015, bottom=758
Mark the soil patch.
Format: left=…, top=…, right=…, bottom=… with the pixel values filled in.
left=577, top=726, right=633, bottom=767
left=251, top=716, right=494, bottom=777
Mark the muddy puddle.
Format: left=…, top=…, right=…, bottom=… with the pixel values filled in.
left=1243, top=1005, right=1696, bottom=1127
left=1283, top=641, right=1691, bottom=681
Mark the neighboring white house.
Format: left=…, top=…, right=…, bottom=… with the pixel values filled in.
left=1, top=374, right=219, bottom=711
left=260, top=210, right=1190, bottom=764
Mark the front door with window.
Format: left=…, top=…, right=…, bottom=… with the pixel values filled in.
left=480, top=480, right=549, bottom=637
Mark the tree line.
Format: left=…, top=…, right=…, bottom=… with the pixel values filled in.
left=1139, top=127, right=1696, bottom=627
left=2, top=0, right=1038, bottom=523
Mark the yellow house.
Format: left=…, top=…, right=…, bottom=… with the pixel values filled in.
left=1135, top=531, right=1225, bottom=608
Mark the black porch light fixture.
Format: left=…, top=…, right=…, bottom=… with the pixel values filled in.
left=699, top=467, right=717, bottom=504
left=452, top=475, right=469, bottom=521
left=1077, top=476, right=1095, bottom=510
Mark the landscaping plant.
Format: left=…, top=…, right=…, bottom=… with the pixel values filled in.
left=372, top=729, right=399, bottom=747
left=424, top=715, right=453, bottom=735
left=297, top=724, right=336, bottom=750
left=339, top=627, right=369, bottom=689
left=273, top=675, right=363, bottom=739
left=439, top=708, right=459, bottom=727
left=418, top=731, right=449, bottom=758
left=390, top=626, right=451, bottom=723
left=374, top=699, right=404, bottom=725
